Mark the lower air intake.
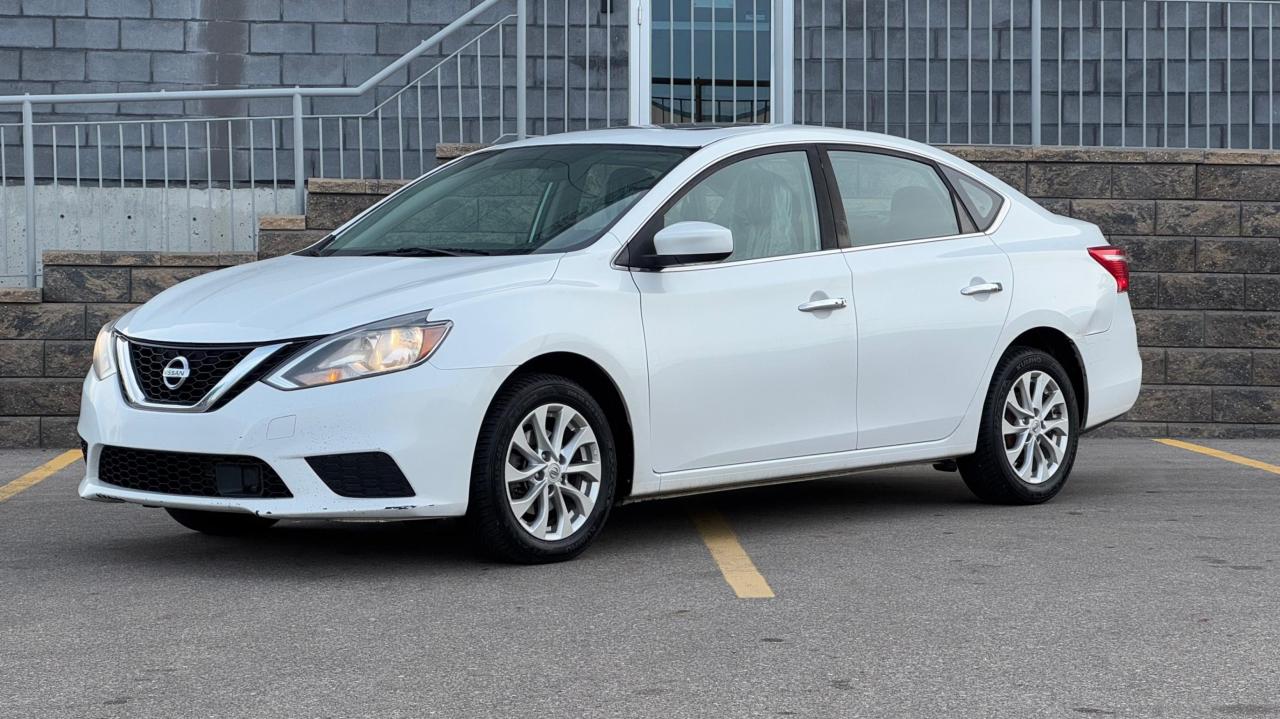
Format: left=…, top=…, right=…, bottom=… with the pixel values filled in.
left=98, top=445, right=292, bottom=498
left=306, top=452, right=415, bottom=498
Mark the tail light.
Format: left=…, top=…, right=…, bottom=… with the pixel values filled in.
left=1088, top=246, right=1129, bottom=293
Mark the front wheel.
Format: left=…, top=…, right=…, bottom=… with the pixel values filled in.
left=958, top=347, right=1080, bottom=504
left=467, top=373, right=617, bottom=564
left=165, top=508, right=278, bottom=536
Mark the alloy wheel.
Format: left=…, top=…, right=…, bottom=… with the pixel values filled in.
left=1001, top=370, right=1070, bottom=485
left=504, top=403, right=602, bottom=541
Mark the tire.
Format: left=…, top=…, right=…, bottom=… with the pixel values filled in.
left=165, top=508, right=278, bottom=536
left=958, top=347, right=1080, bottom=505
left=467, top=373, right=617, bottom=564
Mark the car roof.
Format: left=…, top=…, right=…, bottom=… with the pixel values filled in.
left=489, top=124, right=1018, bottom=200
left=501, top=124, right=772, bottom=148
left=500, top=124, right=963, bottom=164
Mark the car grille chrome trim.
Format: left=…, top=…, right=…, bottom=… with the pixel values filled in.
left=115, top=336, right=291, bottom=413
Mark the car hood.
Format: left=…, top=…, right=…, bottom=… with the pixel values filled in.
left=118, top=254, right=561, bottom=343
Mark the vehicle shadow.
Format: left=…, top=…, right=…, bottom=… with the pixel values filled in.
left=88, top=466, right=1080, bottom=575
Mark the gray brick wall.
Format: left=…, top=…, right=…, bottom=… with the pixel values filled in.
left=0, top=0, right=627, bottom=121
left=0, top=0, right=630, bottom=182
left=949, top=144, right=1280, bottom=439
left=3, top=155, right=1275, bottom=448
left=796, top=0, right=1280, bottom=149
left=0, top=0, right=480, bottom=119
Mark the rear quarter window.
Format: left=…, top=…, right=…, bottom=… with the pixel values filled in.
left=943, top=168, right=1005, bottom=231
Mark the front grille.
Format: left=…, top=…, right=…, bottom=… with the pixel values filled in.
left=124, top=338, right=316, bottom=410
left=306, top=452, right=415, bottom=498
left=98, top=445, right=293, bottom=498
left=127, top=341, right=254, bottom=405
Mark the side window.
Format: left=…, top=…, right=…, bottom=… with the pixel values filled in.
left=943, top=167, right=1005, bottom=231
left=828, top=151, right=961, bottom=247
left=662, top=151, right=821, bottom=263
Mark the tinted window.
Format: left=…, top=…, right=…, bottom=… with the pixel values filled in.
left=828, top=151, right=960, bottom=247
left=662, top=151, right=821, bottom=262
left=315, top=144, right=691, bottom=256
left=944, top=167, right=1005, bottom=230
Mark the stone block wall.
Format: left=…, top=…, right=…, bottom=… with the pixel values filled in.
left=255, top=148, right=1280, bottom=439
left=0, top=250, right=254, bottom=447
left=1, top=147, right=1277, bottom=446
left=948, top=145, right=1280, bottom=438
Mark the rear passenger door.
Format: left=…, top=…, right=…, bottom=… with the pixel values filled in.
left=822, top=147, right=1013, bottom=450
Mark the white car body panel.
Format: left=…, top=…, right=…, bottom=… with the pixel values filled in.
left=78, top=125, right=1142, bottom=518
left=842, top=235, right=1013, bottom=449
left=633, top=251, right=859, bottom=473
left=117, top=253, right=561, bottom=344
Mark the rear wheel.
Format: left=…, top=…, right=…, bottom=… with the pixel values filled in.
left=165, top=508, right=278, bottom=536
left=958, top=347, right=1080, bottom=504
left=468, top=373, right=617, bottom=564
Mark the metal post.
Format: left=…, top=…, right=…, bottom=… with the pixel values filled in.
left=21, top=98, right=36, bottom=287
left=774, top=0, right=794, bottom=124
left=1030, top=0, right=1042, bottom=145
left=292, top=91, right=306, bottom=213
left=517, top=0, right=528, bottom=138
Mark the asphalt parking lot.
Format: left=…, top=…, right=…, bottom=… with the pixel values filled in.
left=2, top=438, right=1279, bottom=719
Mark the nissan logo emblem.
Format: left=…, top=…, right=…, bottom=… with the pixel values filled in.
left=161, top=356, right=191, bottom=390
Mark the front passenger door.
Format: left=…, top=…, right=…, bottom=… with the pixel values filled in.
left=628, top=148, right=859, bottom=474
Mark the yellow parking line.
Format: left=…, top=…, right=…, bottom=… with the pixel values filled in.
left=689, top=510, right=775, bottom=599
left=0, top=450, right=82, bottom=503
left=1154, top=438, right=1280, bottom=476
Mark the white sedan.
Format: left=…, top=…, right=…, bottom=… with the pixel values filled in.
left=78, top=125, right=1142, bottom=563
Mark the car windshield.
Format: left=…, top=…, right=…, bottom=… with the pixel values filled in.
left=312, top=144, right=692, bottom=257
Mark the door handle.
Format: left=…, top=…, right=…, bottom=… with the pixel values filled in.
left=960, top=282, right=1003, bottom=296
left=797, top=297, right=848, bottom=312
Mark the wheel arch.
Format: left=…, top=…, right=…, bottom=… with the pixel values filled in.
left=491, top=352, right=636, bottom=503
left=1004, top=327, right=1088, bottom=423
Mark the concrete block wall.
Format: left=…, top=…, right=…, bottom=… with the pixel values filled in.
left=1, top=146, right=1277, bottom=446
left=0, top=0, right=631, bottom=182
left=795, top=0, right=1280, bottom=148
left=949, top=145, right=1280, bottom=438
left=258, top=146, right=1280, bottom=440
left=0, top=0, right=506, bottom=114
left=0, top=250, right=254, bottom=447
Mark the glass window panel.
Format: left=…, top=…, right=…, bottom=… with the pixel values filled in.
left=662, top=150, right=820, bottom=262
left=828, top=151, right=961, bottom=246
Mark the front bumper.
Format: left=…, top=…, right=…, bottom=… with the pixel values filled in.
left=77, top=361, right=512, bottom=519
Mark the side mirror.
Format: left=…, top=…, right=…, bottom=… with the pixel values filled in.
left=647, top=221, right=734, bottom=267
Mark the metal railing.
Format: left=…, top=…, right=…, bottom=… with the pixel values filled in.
left=0, top=0, right=628, bottom=287
left=794, top=0, right=1280, bottom=149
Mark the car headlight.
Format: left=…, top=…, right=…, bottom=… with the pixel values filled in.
left=264, top=312, right=451, bottom=390
left=92, top=319, right=118, bottom=380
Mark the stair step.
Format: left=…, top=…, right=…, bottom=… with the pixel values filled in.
left=436, top=143, right=487, bottom=160
left=0, top=287, right=41, bottom=303
left=258, top=229, right=330, bottom=259
left=258, top=214, right=306, bottom=231
left=306, top=178, right=411, bottom=195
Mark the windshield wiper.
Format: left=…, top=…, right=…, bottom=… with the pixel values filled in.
left=359, top=247, right=492, bottom=257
